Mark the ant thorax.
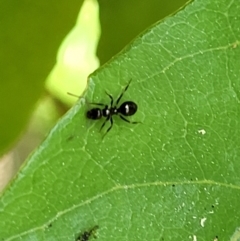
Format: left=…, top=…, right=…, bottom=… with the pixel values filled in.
left=103, top=108, right=110, bottom=117
left=103, top=107, right=118, bottom=117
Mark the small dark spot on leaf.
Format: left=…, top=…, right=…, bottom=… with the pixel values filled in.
left=44, top=222, right=53, bottom=231
left=66, top=135, right=74, bottom=142
left=76, top=225, right=99, bottom=241
left=172, top=184, right=175, bottom=187
left=214, top=235, right=218, bottom=241
left=212, top=205, right=215, bottom=208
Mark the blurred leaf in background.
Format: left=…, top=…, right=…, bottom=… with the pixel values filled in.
left=0, top=0, right=84, bottom=154
left=97, top=0, right=188, bottom=64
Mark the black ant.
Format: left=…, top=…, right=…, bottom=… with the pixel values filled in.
left=68, top=79, right=139, bottom=137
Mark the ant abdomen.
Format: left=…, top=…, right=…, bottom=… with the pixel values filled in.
left=118, top=101, right=138, bottom=116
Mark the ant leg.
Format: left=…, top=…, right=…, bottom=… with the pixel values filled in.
left=119, top=115, right=140, bottom=124
left=100, top=116, right=110, bottom=131
left=105, top=92, right=114, bottom=107
left=102, top=117, right=113, bottom=139
left=67, top=92, right=81, bottom=98
left=116, top=79, right=132, bottom=105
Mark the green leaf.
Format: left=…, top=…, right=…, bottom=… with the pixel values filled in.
left=0, top=0, right=84, bottom=154
left=1, top=0, right=240, bottom=240
left=98, top=0, right=188, bottom=63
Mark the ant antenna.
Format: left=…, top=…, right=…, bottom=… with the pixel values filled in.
left=67, top=92, right=81, bottom=98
